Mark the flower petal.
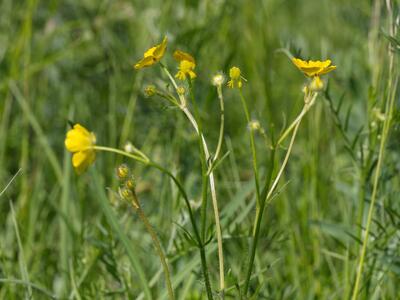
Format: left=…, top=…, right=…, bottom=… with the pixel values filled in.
left=134, top=56, right=157, bottom=69
left=173, top=50, right=195, bottom=63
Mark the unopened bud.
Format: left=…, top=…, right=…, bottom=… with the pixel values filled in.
left=249, top=120, right=261, bottom=131
left=119, top=187, right=133, bottom=200
left=144, top=85, right=156, bottom=97
left=125, top=175, right=136, bottom=190
left=177, top=86, right=185, bottom=95
left=116, top=164, right=130, bottom=180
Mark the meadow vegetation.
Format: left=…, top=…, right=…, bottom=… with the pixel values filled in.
left=0, top=0, right=399, bottom=299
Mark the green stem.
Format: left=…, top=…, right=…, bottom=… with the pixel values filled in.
left=161, top=64, right=225, bottom=296
left=238, top=90, right=261, bottom=211
left=276, top=93, right=317, bottom=146
left=243, top=111, right=304, bottom=295
left=93, top=145, right=214, bottom=299
left=243, top=92, right=317, bottom=295
left=131, top=193, right=175, bottom=300
left=213, top=84, right=225, bottom=163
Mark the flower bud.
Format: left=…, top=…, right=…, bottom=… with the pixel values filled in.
left=116, top=164, right=130, bottom=180
left=125, top=175, right=136, bottom=191
left=249, top=120, right=261, bottom=131
left=144, top=85, right=156, bottom=97
left=177, top=86, right=186, bottom=95
left=119, top=187, right=133, bottom=201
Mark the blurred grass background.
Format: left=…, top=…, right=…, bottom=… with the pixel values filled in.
left=1, top=0, right=399, bottom=299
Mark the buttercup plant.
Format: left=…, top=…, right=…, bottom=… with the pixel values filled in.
left=64, top=37, right=337, bottom=299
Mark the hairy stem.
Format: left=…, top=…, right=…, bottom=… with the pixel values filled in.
left=93, top=145, right=214, bottom=299
left=161, top=64, right=225, bottom=295
left=131, top=193, right=174, bottom=300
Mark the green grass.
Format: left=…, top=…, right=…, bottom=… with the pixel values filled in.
left=1, top=0, right=400, bottom=299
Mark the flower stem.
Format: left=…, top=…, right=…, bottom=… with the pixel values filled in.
left=243, top=92, right=317, bottom=296
left=238, top=89, right=261, bottom=233
left=161, top=64, right=225, bottom=296
left=94, top=145, right=214, bottom=299
left=243, top=109, right=304, bottom=295
left=213, top=84, right=225, bottom=164
left=276, top=93, right=317, bottom=146
left=131, top=193, right=174, bottom=300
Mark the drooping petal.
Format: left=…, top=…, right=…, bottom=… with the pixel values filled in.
left=173, top=50, right=195, bottom=63
left=153, top=37, right=167, bottom=59
left=134, top=56, right=157, bottom=69
left=319, top=65, right=337, bottom=75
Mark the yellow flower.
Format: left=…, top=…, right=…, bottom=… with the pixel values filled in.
left=227, top=66, right=243, bottom=88
left=134, top=37, right=167, bottom=69
left=65, top=124, right=96, bottom=174
left=173, top=50, right=196, bottom=80
left=292, top=58, right=336, bottom=77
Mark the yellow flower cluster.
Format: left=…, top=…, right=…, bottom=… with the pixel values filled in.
left=64, top=38, right=337, bottom=174
left=65, top=124, right=96, bottom=174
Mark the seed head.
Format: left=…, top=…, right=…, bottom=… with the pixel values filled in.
left=212, top=73, right=225, bottom=86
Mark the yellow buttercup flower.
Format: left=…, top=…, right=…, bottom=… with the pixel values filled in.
left=227, top=66, right=243, bottom=88
left=134, top=37, right=167, bottom=69
left=292, top=58, right=336, bottom=77
left=173, top=50, right=196, bottom=80
left=65, top=124, right=96, bottom=174
left=175, top=60, right=196, bottom=80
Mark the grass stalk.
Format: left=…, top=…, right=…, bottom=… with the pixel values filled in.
left=351, top=3, right=398, bottom=295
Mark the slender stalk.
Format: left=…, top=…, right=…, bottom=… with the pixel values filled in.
left=242, top=147, right=275, bottom=296
left=276, top=93, right=317, bottom=146
left=238, top=89, right=261, bottom=235
left=243, top=106, right=305, bottom=295
left=93, top=145, right=214, bottom=299
left=161, top=64, right=225, bottom=295
left=351, top=3, right=398, bottom=296
left=213, top=84, right=225, bottom=163
left=182, top=106, right=225, bottom=294
left=243, top=92, right=318, bottom=295
left=131, top=193, right=174, bottom=300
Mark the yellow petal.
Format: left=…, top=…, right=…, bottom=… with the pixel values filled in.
left=188, top=70, right=197, bottom=79
left=65, top=124, right=93, bottom=152
left=299, top=66, right=322, bottom=77
left=72, top=150, right=95, bottom=174
left=143, top=46, right=157, bottom=58
left=134, top=56, right=157, bottom=69
left=319, top=65, right=337, bottom=75
left=153, top=36, right=167, bottom=60
left=173, top=50, right=195, bottom=63
left=175, top=71, right=186, bottom=80
left=292, top=58, right=307, bottom=68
